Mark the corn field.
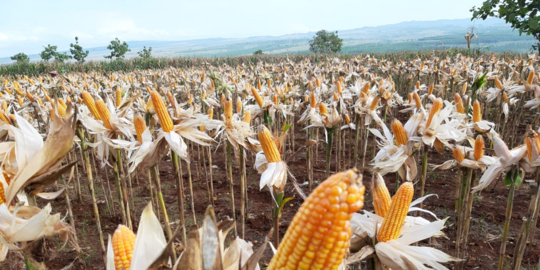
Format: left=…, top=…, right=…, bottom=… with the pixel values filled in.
left=1, top=51, right=540, bottom=270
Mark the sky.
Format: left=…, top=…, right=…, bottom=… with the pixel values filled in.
left=0, top=0, right=486, bottom=57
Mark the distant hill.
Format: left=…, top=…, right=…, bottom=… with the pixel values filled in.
left=0, top=18, right=536, bottom=65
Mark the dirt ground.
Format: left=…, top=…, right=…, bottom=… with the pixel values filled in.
left=2, top=118, right=540, bottom=270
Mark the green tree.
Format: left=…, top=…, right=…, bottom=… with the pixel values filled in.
left=471, top=1, right=540, bottom=53
left=253, top=49, right=263, bottom=55
left=10, top=52, right=30, bottom=63
left=70, top=37, right=89, bottom=63
left=54, top=52, right=71, bottom=63
left=40, top=44, right=57, bottom=62
left=137, top=46, right=152, bottom=59
left=309, top=30, right=343, bottom=54
left=105, top=38, right=130, bottom=60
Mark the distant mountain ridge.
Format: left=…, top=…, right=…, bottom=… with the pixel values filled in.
left=0, top=18, right=536, bottom=64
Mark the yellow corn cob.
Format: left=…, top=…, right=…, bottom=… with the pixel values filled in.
left=208, top=108, right=214, bottom=119
left=257, top=80, right=262, bottom=90
left=345, top=114, right=351, bottom=126
left=96, top=99, right=112, bottom=129
left=224, top=98, right=233, bottom=124
left=472, top=100, right=481, bottom=122
left=413, top=92, right=421, bottom=109
left=415, top=81, right=420, bottom=89
left=527, top=70, right=535, bottom=85
left=462, top=83, right=468, bottom=95
left=407, top=93, right=413, bottom=103
left=0, top=111, right=10, bottom=124
left=37, top=97, right=43, bottom=106
left=236, top=97, right=243, bottom=114
left=474, top=135, right=484, bottom=160
left=377, top=181, right=414, bottom=242
left=58, top=98, right=67, bottom=109
left=112, top=225, right=136, bottom=270
left=81, top=91, right=101, bottom=120
left=454, top=93, right=465, bottom=114
left=453, top=147, right=465, bottom=163
left=2, top=102, right=7, bottom=114
left=319, top=103, right=328, bottom=115
left=391, top=119, right=408, bottom=146
left=134, top=113, right=147, bottom=144
left=426, top=98, right=443, bottom=128
left=434, top=138, right=444, bottom=154
left=251, top=86, right=264, bottom=108
left=116, top=88, right=122, bottom=107
left=370, top=96, right=380, bottom=111
left=267, top=169, right=365, bottom=270
left=258, top=125, right=281, bottom=163
left=267, top=78, right=272, bottom=88
left=151, top=90, right=174, bottom=133
left=333, top=92, right=339, bottom=102
left=428, top=84, right=434, bottom=95
left=495, top=77, right=503, bottom=90
left=17, top=96, right=23, bottom=107
left=371, top=174, right=391, bottom=218
left=26, top=92, right=35, bottom=102
left=361, top=83, right=370, bottom=96
left=273, top=95, right=279, bottom=105
left=243, top=110, right=252, bottom=124
left=309, top=92, right=316, bottom=108
left=316, top=77, right=321, bottom=88
left=502, top=92, right=508, bottom=104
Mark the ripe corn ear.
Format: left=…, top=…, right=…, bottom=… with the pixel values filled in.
left=134, top=113, right=147, bottom=143
left=112, top=225, right=136, bottom=270
left=96, top=99, right=112, bottom=129
left=472, top=101, right=481, bottom=122
left=426, top=98, right=443, bottom=128
left=377, top=182, right=414, bottom=242
left=267, top=169, right=365, bottom=270
left=258, top=125, right=281, bottom=163
left=474, top=135, right=484, bottom=160
left=151, top=90, right=174, bottom=133
left=453, top=147, right=465, bottom=163
left=371, top=174, right=391, bottom=218
left=391, top=119, right=408, bottom=146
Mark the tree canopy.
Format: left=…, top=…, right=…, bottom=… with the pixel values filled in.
left=11, top=52, right=30, bottom=63
left=137, top=46, right=152, bottom=59
left=70, top=37, right=89, bottom=63
left=309, top=30, right=343, bottom=54
left=105, top=38, right=130, bottom=60
left=40, top=45, right=58, bottom=62
left=471, top=0, right=540, bottom=52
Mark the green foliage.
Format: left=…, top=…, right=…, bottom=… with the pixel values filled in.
left=105, top=38, right=130, bottom=60
left=70, top=37, right=89, bottom=63
left=309, top=30, right=343, bottom=54
left=137, top=46, right=152, bottom=59
left=471, top=0, right=540, bottom=52
left=40, top=44, right=72, bottom=63
left=10, top=52, right=30, bottom=63
left=253, top=49, right=263, bottom=55
left=54, top=52, right=71, bottom=63
left=40, top=44, right=58, bottom=62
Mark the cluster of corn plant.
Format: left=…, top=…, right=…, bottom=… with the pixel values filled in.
left=2, top=51, right=540, bottom=269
